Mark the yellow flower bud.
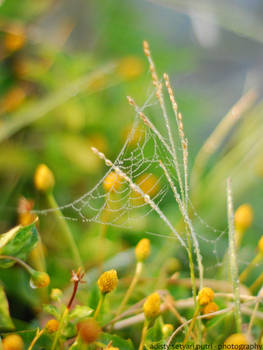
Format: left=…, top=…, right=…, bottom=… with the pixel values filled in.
left=135, top=238, right=151, bottom=262
left=234, top=204, right=253, bottom=231
left=108, top=347, right=119, bottom=350
left=258, top=236, right=263, bottom=254
left=162, top=324, right=174, bottom=338
left=202, top=302, right=219, bottom=319
left=97, top=269, right=118, bottom=294
left=45, top=319, right=59, bottom=333
left=143, top=292, right=161, bottom=320
left=117, top=56, right=144, bottom=80
left=78, top=319, right=101, bottom=344
left=198, top=287, right=214, bottom=306
left=50, top=288, right=63, bottom=301
left=103, top=172, right=122, bottom=192
left=30, top=270, right=50, bottom=289
left=131, top=173, right=160, bottom=205
left=2, top=334, right=24, bottom=350
left=4, top=27, right=26, bottom=53
left=224, top=333, right=249, bottom=345
left=34, top=164, right=55, bottom=192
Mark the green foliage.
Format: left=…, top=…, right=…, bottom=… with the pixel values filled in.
left=0, top=222, right=38, bottom=268
left=0, top=285, right=14, bottom=331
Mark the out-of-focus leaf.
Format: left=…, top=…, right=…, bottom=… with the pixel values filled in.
left=43, top=304, right=60, bottom=319
left=69, top=305, right=93, bottom=324
left=100, top=333, right=134, bottom=350
left=0, top=222, right=38, bottom=268
left=0, top=284, right=14, bottom=331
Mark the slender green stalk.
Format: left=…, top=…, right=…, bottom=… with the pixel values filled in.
left=28, top=329, right=44, bottom=350
left=227, top=178, right=242, bottom=333
left=139, top=321, right=148, bottom=350
left=46, top=193, right=82, bottom=268
left=51, top=307, right=69, bottom=350
left=247, top=289, right=262, bottom=336
left=183, top=303, right=200, bottom=345
left=94, top=293, right=105, bottom=320
left=240, top=254, right=262, bottom=283
left=0, top=255, right=34, bottom=274
left=116, top=262, right=143, bottom=317
left=250, top=272, right=263, bottom=293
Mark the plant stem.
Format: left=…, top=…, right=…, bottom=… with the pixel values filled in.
left=240, top=254, right=262, bottom=283
left=94, top=293, right=105, bottom=320
left=227, top=178, right=242, bottom=333
left=139, top=321, right=148, bottom=350
left=250, top=273, right=263, bottom=293
left=0, top=255, right=34, bottom=274
left=46, top=193, right=82, bottom=268
left=183, top=303, right=200, bottom=345
left=28, top=329, right=45, bottom=350
left=51, top=307, right=69, bottom=350
left=116, top=262, right=143, bottom=317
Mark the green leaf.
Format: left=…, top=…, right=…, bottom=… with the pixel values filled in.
left=43, top=304, right=60, bottom=319
left=0, top=222, right=38, bottom=268
left=69, top=305, right=93, bottom=324
left=0, top=284, right=15, bottom=331
left=100, top=333, right=134, bottom=350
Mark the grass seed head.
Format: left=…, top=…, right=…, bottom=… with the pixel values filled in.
left=198, top=287, right=214, bottom=306
left=34, top=164, right=55, bottom=192
left=143, top=292, right=161, bottom=320
left=135, top=238, right=151, bottom=262
left=2, top=334, right=24, bottom=350
left=98, top=269, right=118, bottom=294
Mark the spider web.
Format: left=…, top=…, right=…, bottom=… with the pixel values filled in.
left=33, top=85, right=240, bottom=274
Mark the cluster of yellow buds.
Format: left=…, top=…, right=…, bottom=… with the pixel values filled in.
left=78, top=319, right=101, bottom=344
left=34, top=164, right=55, bottom=192
left=202, top=301, right=219, bottom=319
left=2, top=334, right=24, bottom=350
left=143, top=292, right=161, bottom=320
left=198, top=287, right=214, bottom=306
left=224, top=333, right=249, bottom=345
left=135, top=238, right=151, bottom=262
left=98, top=269, right=118, bottom=294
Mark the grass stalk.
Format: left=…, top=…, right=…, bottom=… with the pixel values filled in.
left=46, top=193, right=82, bottom=269
left=227, top=178, right=242, bottom=333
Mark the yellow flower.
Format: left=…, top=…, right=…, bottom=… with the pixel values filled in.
left=224, top=333, right=249, bottom=345
left=234, top=204, right=253, bottom=231
left=1, top=87, right=26, bottom=114
left=34, top=164, right=55, bottom=192
left=162, top=324, right=174, bottom=338
left=4, top=26, right=26, bottom=53
left=143, top=292, right=161, bottom=320
left=202, top=302, right=219, bottom=319
left=98, top=269, right=118, bottom=294
left=103, top=172, right=122, bottom=192
left=30, top=271, right=50, bottom=288
left=45, top=319, right=59, bottom=333
left=198, top=287, right=214, bottom=306
left=78, top=319, right=101, bottom=344
left=108, top=348, right=119, bottom=350
left=131, top=173, right=160, bottom=205
left=2, top=334, right=24, bottom=350
left=50, top=288, right=63, bottom=301
left=117, top=56, right=144, bottom=80
left=135, top=238, right=151, bottom=262
left=258, top=236, right=263, bottom=254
